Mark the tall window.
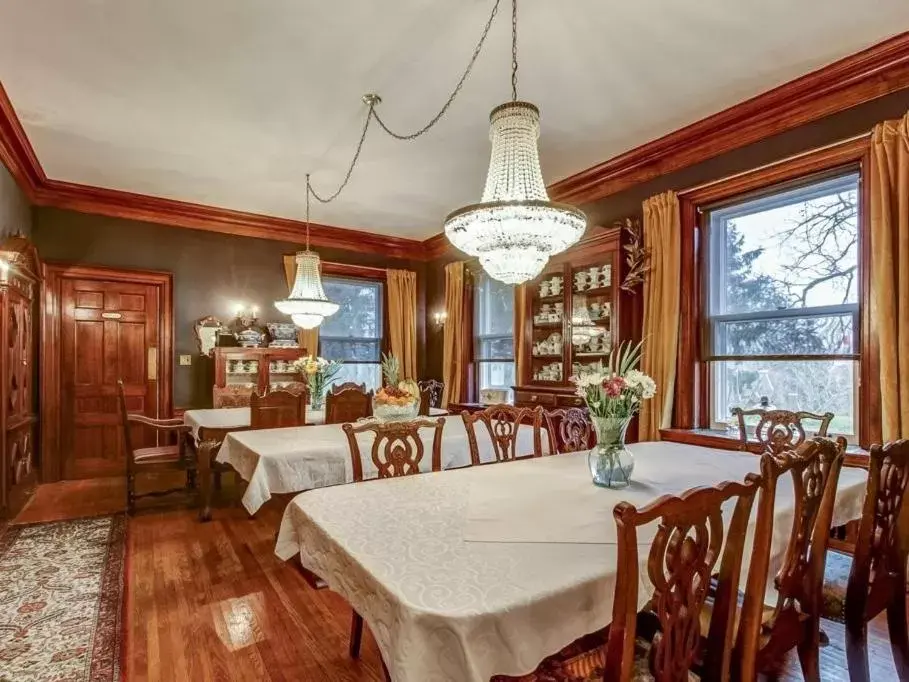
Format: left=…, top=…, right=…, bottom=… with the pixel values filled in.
left=474, top=272, right=515, bottom=400
left=706, top=172, right=860, bottom=436
left=319, top=277, right=383, bottom=391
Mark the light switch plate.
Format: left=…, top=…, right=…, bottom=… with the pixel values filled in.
left=179, top=355, right=192, bottom=366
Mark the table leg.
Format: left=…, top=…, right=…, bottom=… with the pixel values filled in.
left=198, top=439, right=214, bottom=522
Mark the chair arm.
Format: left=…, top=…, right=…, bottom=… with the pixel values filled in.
left=126, top=414, right=192, bottom=432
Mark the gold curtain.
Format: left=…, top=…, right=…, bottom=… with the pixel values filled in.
left=514, top=284, right=527, bottom=386
left=441, top=261, right=469, bottom=407
left=638, top=191, right=682, bottom=441
left=283, top=254, right=319, bottom=356
left=386, top=269, right=418, bottom=380
left=870, top=111, right=909, bottom=441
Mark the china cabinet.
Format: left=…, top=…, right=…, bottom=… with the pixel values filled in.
left=0, top=235, right=39, bottom=518
left=514, top=226, right=640, bottom=410
left=213, top=347, right=307, bottom=407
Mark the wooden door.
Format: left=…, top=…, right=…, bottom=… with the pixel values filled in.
left=61, top=278, right=161, bottom=479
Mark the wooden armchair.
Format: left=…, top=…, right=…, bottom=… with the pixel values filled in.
left=342, top=417, right=445, bottom=662
left=731, top=407, right=834, bottom=454
left=418, top=379, right=444, bottom=409
left=461, top=404, right=545, bottom=465
left=493, top=476, right=760, bottom=682
left=819, top=439, right=909, bottom=682
left=117, top=380, right=195, bottom=515
left=325, top=386, right=374, bottom=424
left=250, top=389, right=307, bottom=429
left=734, top=437, right=846, bottom=682
left=544, top=407, right=596, bottom=454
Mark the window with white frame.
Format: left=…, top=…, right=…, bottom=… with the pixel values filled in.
left=474, top=272, right=515, bottom=401
left=706, top=172, right=860, bottom=437
left=319, top=277, right=383, bottom=391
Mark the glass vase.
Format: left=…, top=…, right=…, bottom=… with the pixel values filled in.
left=588, top=416, right=634, bottom=489
left=310, top=391, right=324, bottom=411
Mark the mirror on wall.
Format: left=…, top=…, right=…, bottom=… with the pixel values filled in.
left=194, top=316, right=224, bottom=356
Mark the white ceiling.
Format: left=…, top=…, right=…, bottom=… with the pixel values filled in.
left=0, top=1, right=906, bottom=239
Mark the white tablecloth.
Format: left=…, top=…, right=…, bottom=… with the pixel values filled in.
left=184, top=406, right=447, bottom=440
left=275, top=442, right=867, bottom=682
left=217, top=415, right=542, bottom=514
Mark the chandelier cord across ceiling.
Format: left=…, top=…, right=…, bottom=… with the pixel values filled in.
left=368, top=0, right=502, bottom=141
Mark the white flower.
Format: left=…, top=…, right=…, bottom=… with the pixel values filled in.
left=624, top=369, right=657, bottom=399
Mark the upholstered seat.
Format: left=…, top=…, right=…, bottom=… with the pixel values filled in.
left=133, top=444, right=184, bottom=463
left=820, top=549, right=853, bottom=623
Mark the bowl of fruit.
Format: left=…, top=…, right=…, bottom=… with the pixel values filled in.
left=374, top=354, right=421, bottom=422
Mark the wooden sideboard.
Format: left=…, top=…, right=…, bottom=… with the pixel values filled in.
left=513, top=225, right=641, bottom=409
left=0, top=235, right=39, bottom=518
left=213, top=347, right=307, bottom=407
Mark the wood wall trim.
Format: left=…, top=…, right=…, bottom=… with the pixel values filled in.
left=0, top=82, right=43, bottom=201
left=674, top=136, right=876, bottom=446
left=40, top=262, right=174, bottom=482
left=321, top=261, right=388, bottom=281
left=548, top=31, right=909, bottom=205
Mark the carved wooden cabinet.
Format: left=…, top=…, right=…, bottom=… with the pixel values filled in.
left=513, top=226, right=641, bottom=409
left=0, top=235, right=39, bottom=518
left=213, top=347, right=307, bottom=407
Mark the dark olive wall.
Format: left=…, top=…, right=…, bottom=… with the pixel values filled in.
left=423, top=88, right=909, bottom=382
left=0, top=162, right=30, bottom=238
left=32, top=208, right=426, bottom=408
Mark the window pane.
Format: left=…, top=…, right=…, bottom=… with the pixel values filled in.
left=320, top=339, right=381, bottom=363
left=478, top=361, right=515, bottom=398
left=320, top=278, right=382, bottom=339
left=714, top=313, right=855, bottom=357
left=709, top=174, right=859, bottom=316
left=329, top=363, right=381, bottom=393
left=477, top=336, right=514, bottom=361
left=712, top=359, right=856, bottom=435
left=475, top=272, right=514, bottom=338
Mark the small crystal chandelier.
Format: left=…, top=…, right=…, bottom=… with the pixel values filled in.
left=444, top=0, right=586, bottom=284
left=275, top=175, right=339, bottom=329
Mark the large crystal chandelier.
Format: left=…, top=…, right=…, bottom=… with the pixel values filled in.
left=274, top=176, right=339, bottom=329
left=443, top=0, right=586, bottom=284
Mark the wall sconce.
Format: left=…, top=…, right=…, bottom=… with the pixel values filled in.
left=432, top=310, right=448, bottom=328
left=233, top=302, right=259, bottom=329
left=0, top=259, right=10, bottom=284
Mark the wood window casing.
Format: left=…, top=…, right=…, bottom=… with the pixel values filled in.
left=672, top=136, right=878, bottom=450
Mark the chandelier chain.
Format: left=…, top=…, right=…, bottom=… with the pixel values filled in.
left=307, top=98, right=377, bottom=206
left=369, top=0, right=501, bottom=140
left=304, top=173, right=311, bottom=250
left=511, top=0, right=518, bottom=101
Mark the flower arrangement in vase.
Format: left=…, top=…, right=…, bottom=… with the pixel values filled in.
left=570, top=340, right=656, bottom=488
left=374, top=353, right=421, bottom=421
left=292, top=355, right=343, bottom=410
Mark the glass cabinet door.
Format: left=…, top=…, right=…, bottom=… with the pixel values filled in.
left=568, top=255, right=615, bottom=378
left=268, top=355, right=302, bottom=390
left=528, top=268, right=566, bottom=384
left=224, top=353, right=259, bottom=389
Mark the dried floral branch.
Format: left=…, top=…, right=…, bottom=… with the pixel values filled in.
left=618, top=217, right=650, bottom=293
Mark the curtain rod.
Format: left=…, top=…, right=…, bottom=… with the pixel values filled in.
left=678, top=131, right=871, bottom=197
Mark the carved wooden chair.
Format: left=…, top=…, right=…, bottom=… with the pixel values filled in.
left=117, top=380, right=196, bottom=515
left=342, top=417, right=446, bottom=662
left=819, top=439, right=909, bottom=682
left=461, top=404, right=544, bottom=465
left=250, top=389, right=307, bottom=430
left=418, top=379, right=444, bottom=409
left=734, top=437, right=846, bottom=682
left=493, top=477, right=760, bottom=682
left=324, top=387, right=374, bottom=424
left=331, top=381, right=367, bottom=394
left=731, top=407, right=834, bottom=454
left=544, top=407, right=596, bottom=454
left=280, top=381, right=309, bottom=396
left=212, top=384, right=254, bottom=408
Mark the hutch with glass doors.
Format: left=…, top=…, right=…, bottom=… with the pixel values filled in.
left=212, top=347, right=307, bottom=407
left=514, top=225, right=641, bottom=409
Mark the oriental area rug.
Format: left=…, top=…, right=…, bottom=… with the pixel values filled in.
left=0, top=515, right=126, bottom=682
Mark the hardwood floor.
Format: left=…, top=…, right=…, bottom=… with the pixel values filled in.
left=11, top=478, right=903, bottom=681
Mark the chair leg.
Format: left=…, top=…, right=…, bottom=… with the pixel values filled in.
left=887, top=593, right=909, bottom=681
left=126, top=473, right=136, bottom=516
left=845, top=618, right=871, bottom=682
left=796, top=626, right=821, bottom=682
left=349, top=611, right=364, bottom=659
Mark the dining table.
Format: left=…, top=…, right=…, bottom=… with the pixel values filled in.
left=275, top=441, right=868, bottom=682
left=183, top=405, right=449, bottom=442
left=213, top=413, right=543, bottom=516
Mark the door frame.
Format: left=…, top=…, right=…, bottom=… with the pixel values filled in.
left=40, top=262, right=173, bottom=482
